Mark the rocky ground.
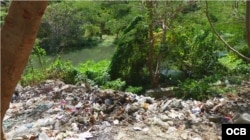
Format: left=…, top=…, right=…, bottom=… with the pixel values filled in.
left=3, top=79, right=250, bottom=140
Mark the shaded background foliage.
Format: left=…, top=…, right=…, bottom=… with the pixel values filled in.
left=1, top=0, right=249, bottom=100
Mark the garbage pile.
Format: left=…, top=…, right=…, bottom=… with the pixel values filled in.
left=3, top=80, right=250, bottom=140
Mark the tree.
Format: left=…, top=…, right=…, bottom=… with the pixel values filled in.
left=205, top=1, right=250, bottom=62
left=72, top=1, right=111, bottom=40
left=105, top=1, right=133, bottom=39
left=109, top=1, right=184, bottom=88
left=146, top=1, right=156, bottom=88
left=38, top=1, right=86, bottom=54
left=108, top=16, right=149, bottom=87
left=1, top=1, right=48, bottom=139
left=145, top=1, right=183, bottom=88
left=247, top=1, right=250, bottom=51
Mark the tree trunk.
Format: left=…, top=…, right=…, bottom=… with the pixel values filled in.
left=146, top=1, right=157, bottom=88
left=1, top=1, right=48, bottom=139
left=246, top=1, right=250, bottom=52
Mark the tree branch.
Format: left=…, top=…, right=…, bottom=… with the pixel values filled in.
left=205, top=1, right=250, bottom=62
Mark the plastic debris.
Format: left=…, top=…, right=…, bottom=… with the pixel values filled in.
left=39, top=132, right=51, bottom=140
left=78, top=131, right=93, bottom=139
left=3, top=79, right=250, bottom=140
left=113, top=119, right=119, bottom=125
left=191, top=107, right=201, bottom=114
left=133, top=127, right=142, bottom=131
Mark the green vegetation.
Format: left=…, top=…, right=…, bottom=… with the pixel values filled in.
left=2, top=1, right=248, bottom=99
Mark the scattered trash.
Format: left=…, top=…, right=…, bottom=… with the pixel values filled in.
left=39, top=132, right=51, bottom=140
left=3, top=79, right=250, bottom=140
left=113, top=119, right=119, bottom=125
left=191, top=107, right=201, bottom=114
left=133, top=127, right=142, bottom=131
left=78, top=130, right=93, bottom=139
left=233, top=113, right=250, bottom=124
left=222, top=116, right=231, bottom=123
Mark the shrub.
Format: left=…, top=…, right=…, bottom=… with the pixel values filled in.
left=21, top=41, right=48, bottom=86
left=21, top=68, right=46, bottom=86
left=47, top=57, right=77, bottom=84
left=174, top=79, right=211, bottom=101
left=102, top=78, right=126, bottom=90
left=77, top=60, right=111, bottom=85
left=218, top=53, right=243, bottom=72
left=125, top=86, right=143, bottom=94
left=235, top=63, right=250, bottom=76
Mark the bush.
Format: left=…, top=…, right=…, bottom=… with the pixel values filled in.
left=77, top=60, right=110, bottom=85
left=62, top=68, right=78, bottom=84
left=102, top=78, right=126, bottom=90
left=47, top=57, right=77, bottom=84
left=125, top=86, right=143, bottom=94
left=174, top=79, right=211, bottom=101
left=218, top=53, right=243, bottom=72
left=21, top=68, right=46, bottom=86
left=21, top=41, right=48, bottom=86
left=235, top=63, right=250, bottom=76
